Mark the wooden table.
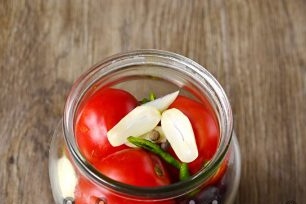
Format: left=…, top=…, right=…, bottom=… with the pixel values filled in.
left=1, top=1, right=305, bottom=203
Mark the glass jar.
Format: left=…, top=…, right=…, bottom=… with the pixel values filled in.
left=49, top=50, right=241, bottom=204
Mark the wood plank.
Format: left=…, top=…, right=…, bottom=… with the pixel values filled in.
left=0, top=0, right=305, bottom=203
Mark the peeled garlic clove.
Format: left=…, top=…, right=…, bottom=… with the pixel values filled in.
left=161, top=108, right=198, bottom=163
left=143, top=90, right=179, bottom=112
left=107, top=106, right=161, bottom=146
left=57, top=156, right=77, bottom=198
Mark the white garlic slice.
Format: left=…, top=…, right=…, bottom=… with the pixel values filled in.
left=161, top=108, right=198, bottom=163
left=57, top=156, right=77, bottom=198
left=107, top=106, right=161, bottom=146
left=143, top=90, right=179, bottom=112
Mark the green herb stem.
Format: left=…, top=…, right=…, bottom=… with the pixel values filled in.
left=140, top=91, right=156, bottom=104
left=127, top=136, right=190, bottom=181
left=149, top=92, right=156, bottom=101
left=179, top=163, right=190, bottom=181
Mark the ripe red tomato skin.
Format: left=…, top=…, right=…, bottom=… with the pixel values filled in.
left=96, top=148, right=171, bottom=187
left=75, top=177, right=175, bottom=204
left=75, top=88, right=138, bottom=165
left=74, top=149, right=174, bottom=204
left=169, top=95, right=220, bottom=175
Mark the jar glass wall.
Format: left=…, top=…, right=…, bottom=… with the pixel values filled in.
left=49, top=50, right=241, bottom=204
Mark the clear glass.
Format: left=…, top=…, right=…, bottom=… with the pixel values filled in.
left=49, top=50, right=241, bottom=204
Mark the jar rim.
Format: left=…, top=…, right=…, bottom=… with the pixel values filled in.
left=63, top=49, right=233, bottom=199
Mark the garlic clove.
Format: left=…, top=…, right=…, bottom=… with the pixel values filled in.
left=143, top=90, right=179, bottom=112
left=57, top=156, right=77, bottom=198
left=161, top=108, right=198, bottom=163
left=107, top=106, right=161, bottom=146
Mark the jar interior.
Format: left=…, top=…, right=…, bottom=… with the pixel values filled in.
left=63, top=50, right=233, bottom=199
left=76, top=64, right=219, bottom=128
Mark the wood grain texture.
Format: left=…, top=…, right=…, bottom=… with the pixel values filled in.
left=0, top=0, right=305, bottom=203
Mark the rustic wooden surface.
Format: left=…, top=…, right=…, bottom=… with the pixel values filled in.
left=0, top=0, right=305, bottom=203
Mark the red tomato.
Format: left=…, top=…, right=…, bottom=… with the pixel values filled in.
left=75, top=178, right=175, bottom=204
left=96, top=148, right=170, bottom=187
left=169, top=95, right=220, bottom=175
left=75, top=88, right=138, bottom=165
left=75, top=149, right=173, bottom=204
left=75, top=177, right=111, bottom=204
